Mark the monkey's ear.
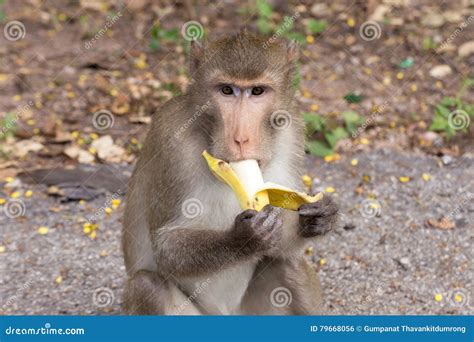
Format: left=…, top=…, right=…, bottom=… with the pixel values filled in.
left=286, top=40, right=299, bottom=63
left=189, top=40, right=204, bottom=74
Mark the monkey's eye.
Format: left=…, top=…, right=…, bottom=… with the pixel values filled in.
left=221, top=85, right=234, bottom=95
left=251, top=87, right=265, bottom=96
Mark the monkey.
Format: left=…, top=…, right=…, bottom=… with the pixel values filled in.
left=122, top=30, right=339, bottom=315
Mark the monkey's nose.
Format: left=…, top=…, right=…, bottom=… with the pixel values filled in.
left=234, top=135, right=250, bottom=154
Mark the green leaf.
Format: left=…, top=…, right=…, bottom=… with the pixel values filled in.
left=303, top=112, right=324, bottom=135
left=325, top=127, right=348, bottom=148
left=257, top=18, right=271, bottom=34
left=344, top=92, right=365, bottom=104
left=307, top=19, right=327, bottom=34
left=440, top=97, right=457, bottom=107
left=429, top=115, right=448, bottom=131
left=161, top=28, right=179, bottom=41
left=306, top=140, right=334, bottom=157
left=256, top=0, right=272, bottom=18
left=284, top=32, right=306, bottom=44
left=436, top=105, right=451, bottom=118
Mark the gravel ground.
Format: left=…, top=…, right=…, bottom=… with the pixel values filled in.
left=1, top=149, right=472, bottom=315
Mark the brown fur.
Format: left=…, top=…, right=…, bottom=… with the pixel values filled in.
left=122, top=30, right=338, bottom=315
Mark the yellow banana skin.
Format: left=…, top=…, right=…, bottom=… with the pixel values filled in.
left=202, top=151, right=323, bottom=211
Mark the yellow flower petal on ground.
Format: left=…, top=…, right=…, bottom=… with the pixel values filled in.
left=105, top=207, right=113, bottom=215
left=454, top=294, right=463, bottom=302
left=360, top=138, right=369, bottom=145
left=89, top=133, right=99, bottom=140
left=0, top=246, right=5, bottom=253
left=324, top=154, right=341, bottom=163
left=319, top=258, right=327, bottom=266
left=396, top=72, right=404, bottom=80
left=88, top=147, right=97, bottom=155
left=325, top=187, right=335, bottom=193
left=0, top=199, right=6, bottom=205
left=347, top=18, right=355, bottom=27
left=111, top=199, right=121, bottom=209
left=90, top=231, right=97, bottom=239
left=100, top=250, right=108, bottom=257
left=110, top=88, right=119, bottom=97
left=434, top=294, right=443, bottom=302
left=25, top=190, right=33, bottom=198
left=306, top=35, right=315, bottom=44
left=303, top=90, right=311, bottom=98
left=399, top=176, right=410, bottom=183
left=351, top=158, right=358, bottom=166
left=11, top=192, right=20, bottom=198
left=310, top=104, right=319, bottom=112
left=422, top=173, right=430, bottom=181
left=38, top=226, right=49, bottom=235
left=305, top=246, right=313, bottom=256
left=71, top=131, right=80, bottom=139
left=411, top=84, right=417, bottom=92
left=79, top=200, right=86, bottom=205
left=5, top=176, right=14, bottom=183
left=301, top=175, right=312, bottom=188
left=55, top=276, right=63, bottom=284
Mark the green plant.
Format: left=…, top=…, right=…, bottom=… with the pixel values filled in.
left=256, top=0, right=273, bottom=34
left=149, top=25, right=179, bottom=51
left=0, top=0, right=5, bottom=23
left=0, top=112, right=18, bottom=140
left=304, top=111, right=364, bottom=157
left=306, top=19, right=327, bottom=35
left=429, top=78, right=473, bottom=138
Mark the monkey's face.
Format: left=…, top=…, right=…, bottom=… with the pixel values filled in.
left=191, top=32, right=299, bottom=169
left=208, top=77, right=278, bottom=166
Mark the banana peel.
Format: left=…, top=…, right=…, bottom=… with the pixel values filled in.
left=202, top=150, right=323, bottom=211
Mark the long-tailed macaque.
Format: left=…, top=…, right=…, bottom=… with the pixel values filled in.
left=122, top=30, right=338, bottom=315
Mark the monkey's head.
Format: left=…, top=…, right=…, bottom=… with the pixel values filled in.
left=189, top=30, right=299, bottom=168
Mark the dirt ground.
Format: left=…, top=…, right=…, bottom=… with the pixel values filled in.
left=0, top=1, right=473, bottom=315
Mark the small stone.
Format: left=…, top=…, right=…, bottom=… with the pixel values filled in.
left=429, top=65, right=452, bottom=79
left=441, top=155, right=454, bottom=165
left=422, top=12, right=445, bottom=28
left=458, top=41, right=474, bottom=59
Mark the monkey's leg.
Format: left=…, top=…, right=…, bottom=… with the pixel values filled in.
left=123, top=270, right=202, bottom=315
left=240, top=257, right=324, bottom=315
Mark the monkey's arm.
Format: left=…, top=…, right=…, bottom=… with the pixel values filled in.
left=151, top=206, right=282, bottom=278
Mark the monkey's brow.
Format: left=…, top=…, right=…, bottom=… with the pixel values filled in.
left=214, top=78, right=274, bottom=88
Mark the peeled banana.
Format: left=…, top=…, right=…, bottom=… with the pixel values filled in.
left=202, top=150, right=323, bottom=211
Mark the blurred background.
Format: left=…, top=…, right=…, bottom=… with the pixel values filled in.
left=0, top=0, right=472, bottom=315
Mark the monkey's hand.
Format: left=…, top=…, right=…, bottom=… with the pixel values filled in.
left=231, top=205, right=283, bottom=253
left=298, top=195, right=339, bottom=238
